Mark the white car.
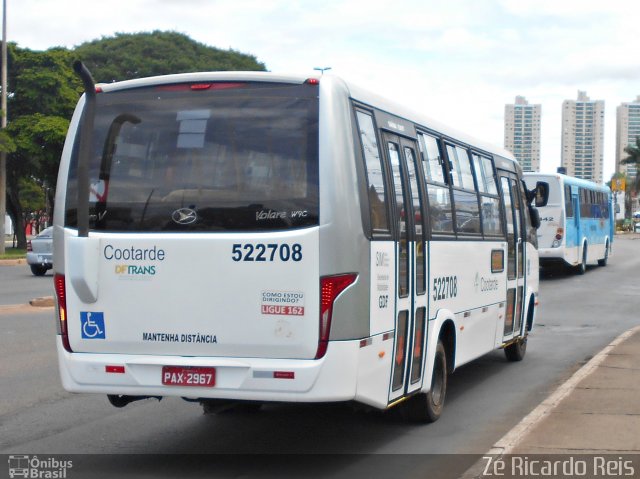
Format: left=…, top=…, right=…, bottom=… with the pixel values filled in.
left=26, top=226, right=53, bottom=276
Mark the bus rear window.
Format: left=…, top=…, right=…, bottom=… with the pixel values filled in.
left=65, top=82, right=319, bottom=232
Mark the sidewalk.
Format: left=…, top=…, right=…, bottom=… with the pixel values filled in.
left=462, top=326, right=640, bottom=477
left=507, top=325, right=640, bottom=454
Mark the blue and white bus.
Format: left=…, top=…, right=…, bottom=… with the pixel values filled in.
left=524, top=173, right=613, bottom=274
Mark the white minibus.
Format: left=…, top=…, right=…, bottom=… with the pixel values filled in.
left=53, top=63, right=542, bottom=422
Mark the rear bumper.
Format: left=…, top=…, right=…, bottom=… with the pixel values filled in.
left=538, top=247, right=569, bottom=265
left=538, top=247, right=563, bottom=259
left=26, top=252, right=53, bottom=266
left=56, top=336, right=361, bottom=404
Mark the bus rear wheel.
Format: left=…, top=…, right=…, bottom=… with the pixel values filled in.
left=575, top=246, right=587, bottom=275
left=597, top=243, right=609, bottom=266
left=405, top=340, right=447, bottom=423
left=504, top=336, right=527, bottom=362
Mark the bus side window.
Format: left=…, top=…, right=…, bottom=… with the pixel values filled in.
left=356, top=110, right=391, bottom=236
left=447, top=144, right=481, bottom=235
left=565, top=185, right=573, bottom=217
left=417, top=132, right=454, bottom=235
left=447, top=144, right=474, bottom=190
left=474, top=154, right=503, bottom=237
left=417, top=133, right=446, bottom=183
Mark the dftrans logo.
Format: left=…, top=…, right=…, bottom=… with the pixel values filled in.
left=114, top=264, right=157, bottom=276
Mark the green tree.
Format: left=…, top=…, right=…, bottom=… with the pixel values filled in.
left=18, top=177, right=46, bottom=218
left=74, top=31, right=266, bottom=83
left=621, top=136, right=640, bottom=192
left=0, top=128, right=16, bottom=155
left=3, top=31, right=267, bottom=247
left=3, top=44, right=80, bottom=247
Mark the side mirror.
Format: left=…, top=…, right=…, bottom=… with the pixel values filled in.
left=534, top=182, right=549, bottom=208
left=529, top=205, right=541, bottom=229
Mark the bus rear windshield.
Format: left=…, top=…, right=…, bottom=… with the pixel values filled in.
left=65, top=81, right=319, bottom=232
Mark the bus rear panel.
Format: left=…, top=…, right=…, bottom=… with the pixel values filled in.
left=57, top=76, right=351, bottom=399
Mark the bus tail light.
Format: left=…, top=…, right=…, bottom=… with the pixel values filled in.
left=316, top=274, right=357, bottom=359
left=552, top=227, right=564, bottom=248
left=54, top=274, right=73, bottom=352
left=155, top=82, right=245, bottom=92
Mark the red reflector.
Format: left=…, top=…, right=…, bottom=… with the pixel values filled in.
left=95, top=86, right=103, bottom=93
left=273, top=371, right=295, bottom=379
left=106, top=365, right=125, bottom=374
left=190, top=83, right=212, bottom=90
left=305, top=78, right=320, bottom=85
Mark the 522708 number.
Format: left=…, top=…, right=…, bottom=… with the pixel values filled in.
left=433, top=275, right=458, bottom=301
left=231, top=243, right=303, bottom=262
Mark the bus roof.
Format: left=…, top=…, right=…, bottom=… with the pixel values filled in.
left=95, top=70, right=516, bottom=165
left=524, top=172, right=610, bottom=193
left=343, top=78, right=516, bottom=162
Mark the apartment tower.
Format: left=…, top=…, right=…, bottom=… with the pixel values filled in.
left=616, top=96, right=640, bottom=178
left=561, top=91, right=605, bottom=183
left=504, top=96, right=541, bottom=172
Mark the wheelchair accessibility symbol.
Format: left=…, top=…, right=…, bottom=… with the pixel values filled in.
left=81, top=312, right=106, bottom=339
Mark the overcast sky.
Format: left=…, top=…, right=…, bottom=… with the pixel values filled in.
left=9, top=0, right=640, bottom=181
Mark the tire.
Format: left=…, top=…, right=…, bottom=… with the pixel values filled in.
left=597, top=243, right=609, bottom=267
left=405, top=340, right=447, bottom=423
left=575, top=246, right=587, bottom=275
left=30, top=264, right=48, bottom=276
left=504, top=336, right=527, bottom=362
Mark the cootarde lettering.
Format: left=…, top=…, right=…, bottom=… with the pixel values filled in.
left=104, top=245, right=166, bottom=261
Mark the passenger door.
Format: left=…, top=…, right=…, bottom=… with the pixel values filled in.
left=384, top=133, right=429, bottom=402
left=499, top=171, right=526, bottom=339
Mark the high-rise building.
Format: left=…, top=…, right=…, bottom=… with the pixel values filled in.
left=561, top=91, right=605, bottom=183
left=504, top=96, right=541, bottom=172
left=616, top=96, right=640, bottom=179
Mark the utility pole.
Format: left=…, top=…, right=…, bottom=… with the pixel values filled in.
left=0, top=0, right=7, bottom=254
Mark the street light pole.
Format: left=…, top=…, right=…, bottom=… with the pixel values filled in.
left=313, top=67, right=331, bottom=75
left=0, top=0, right=7, bottom=254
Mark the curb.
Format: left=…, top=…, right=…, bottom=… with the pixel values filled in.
left=0, top=258, right=26, bottom=265
left=0, top=296, right=55, bottom=313
left=30, top=296, right=55, bottom=308
left=460, top=324, right=640, bottom=478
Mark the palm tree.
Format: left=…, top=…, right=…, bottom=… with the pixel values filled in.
left=622, top=136, right=640, bottom=191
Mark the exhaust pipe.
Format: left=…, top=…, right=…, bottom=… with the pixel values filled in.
left=107, top=394, right=162, bottom=408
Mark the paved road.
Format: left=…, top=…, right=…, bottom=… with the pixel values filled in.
left=1, top=236, right=639, bottom=477
left=0, top=262, right=54, bottom=306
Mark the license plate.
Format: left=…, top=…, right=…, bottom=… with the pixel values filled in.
left=161, top=366, right=216, bottom=387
